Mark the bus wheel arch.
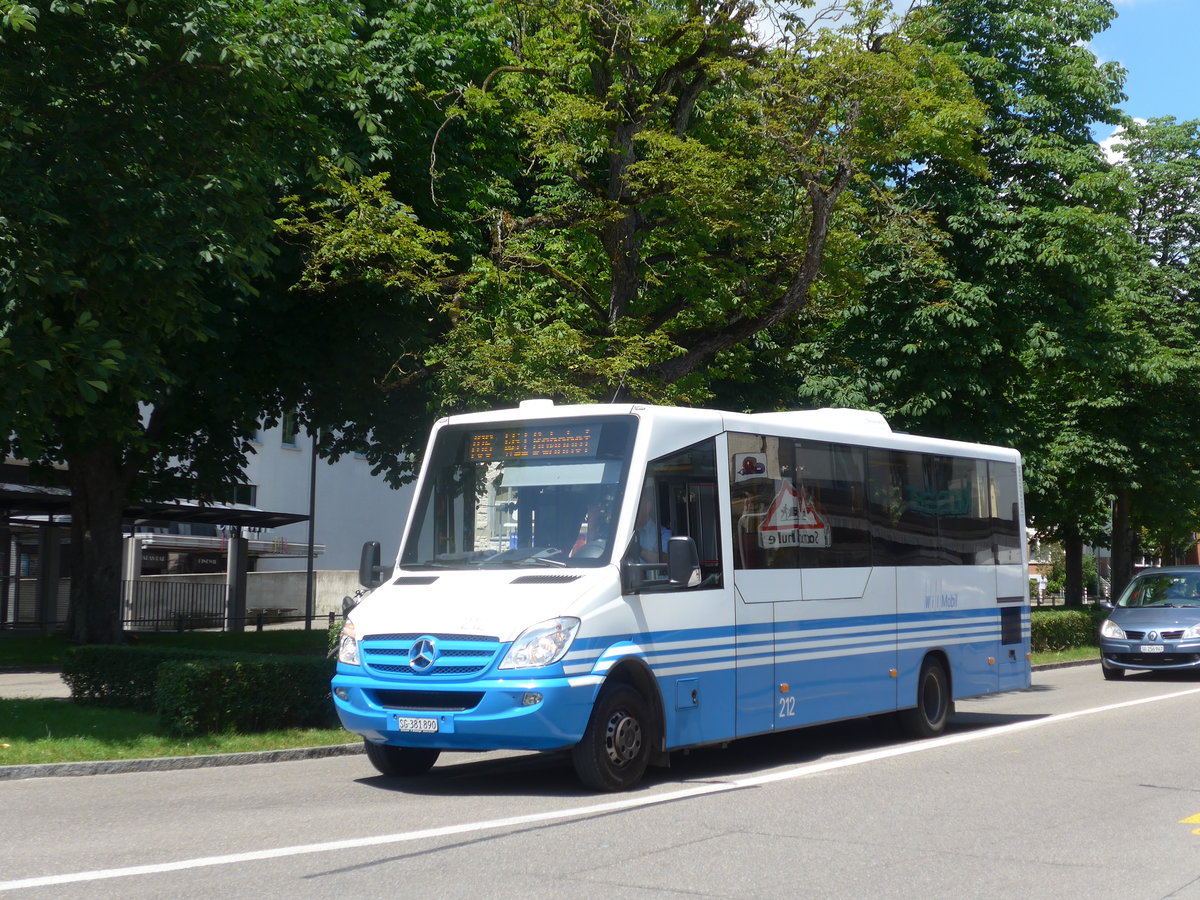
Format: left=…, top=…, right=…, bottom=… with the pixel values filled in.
left=898, top=652, right=952, bottom=739
left=572, top=660, right=663, bottom=791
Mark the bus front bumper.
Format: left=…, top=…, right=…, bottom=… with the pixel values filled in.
left=331, top=669, right=598, bottom=751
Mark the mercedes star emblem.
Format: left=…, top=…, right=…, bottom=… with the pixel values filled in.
left=409, top=638, right=437, bottom=672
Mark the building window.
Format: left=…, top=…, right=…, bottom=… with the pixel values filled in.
left=228, top=483, right=258, bottom=507
left=281, top=411, right=299, bottom=448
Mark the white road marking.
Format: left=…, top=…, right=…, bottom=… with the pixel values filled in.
left=4, top=685, right=1199, bottom=892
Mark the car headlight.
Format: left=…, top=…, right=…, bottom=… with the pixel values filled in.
left=500, top=617, right=580, bottom=669
left=338, top=620, right=360, bottom=666
left=1183, top=623, right=1200, bottom=641
left=1100, top=619, right=1126, bottom=640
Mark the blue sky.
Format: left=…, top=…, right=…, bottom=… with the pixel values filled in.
left=1089, top=0, right=1200, bottom=141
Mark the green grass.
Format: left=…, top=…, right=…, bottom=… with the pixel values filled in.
left=1, top=629, right=348, bottom=767
left=0, top=699, right=355, bottom=766
left=1032, top=645, right=1099, bottom=666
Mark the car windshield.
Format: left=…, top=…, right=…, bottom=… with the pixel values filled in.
left=400, top=417, right=637, bottom=570
left=1117, top=573, right=1200, bottom=608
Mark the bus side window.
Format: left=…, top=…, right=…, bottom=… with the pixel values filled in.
left=636, top=440, right=722, bottom=589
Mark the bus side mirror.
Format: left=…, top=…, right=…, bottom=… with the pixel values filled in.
left=358, top=541, right=390, bottom=589
left=667, top=536, right=701, bottom=587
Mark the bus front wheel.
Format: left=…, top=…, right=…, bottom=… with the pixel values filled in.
left=898, top=658, right=951, bottom=739
left=572, top=684, right=651, bottom=792
left=363, top=740, right=440, bottom=777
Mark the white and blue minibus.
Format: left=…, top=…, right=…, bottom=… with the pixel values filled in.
left=332, top=400, right=1031, bottom=790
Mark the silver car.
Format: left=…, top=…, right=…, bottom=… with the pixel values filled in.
left=1099, top=567, right=1200, bottom=680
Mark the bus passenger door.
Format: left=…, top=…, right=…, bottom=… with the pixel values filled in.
left=990, top=460, right=1031, bottom=691
left=625, top=440, right=739, bottom=750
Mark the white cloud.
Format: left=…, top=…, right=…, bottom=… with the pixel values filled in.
left=1099, top=118, right=1148, bottom=164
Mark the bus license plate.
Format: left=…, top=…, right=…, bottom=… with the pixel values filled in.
left=395, top=716, right=439, bottom=733
left=1139, top=645, right=1165, bottom=654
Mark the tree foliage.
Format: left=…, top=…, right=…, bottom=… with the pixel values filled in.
left=758, top=0, right=1137, bottom=557
left=1105, top=118, right=1200, bottom=571
left=6, top=0, right=1200, bottom=638
left=0, top=0, right=423, bottom=641
left=293, top=0, right=986, bottom=408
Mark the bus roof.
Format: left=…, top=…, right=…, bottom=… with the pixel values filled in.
left=435, top=400, right=1020, bottom=463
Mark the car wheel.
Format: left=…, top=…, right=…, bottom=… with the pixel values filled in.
left=898, top=658, right=951, bottom=739
left=1102, top=663, right=1125, bottom=681
left=572, top=684, right=651, bottom=792
left=363, top=740, right=440, bottom=777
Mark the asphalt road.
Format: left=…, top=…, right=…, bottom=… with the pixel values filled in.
left=3, top=664, right=1200, bottom=900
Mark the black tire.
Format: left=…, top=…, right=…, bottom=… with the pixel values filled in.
left=898, top=658, right=951, bottom=739
left=1102, top=663, right=1126, bottom=680
left=572, top=684, right=652, bottom=792
left=363, top=740, right=440, bottom=777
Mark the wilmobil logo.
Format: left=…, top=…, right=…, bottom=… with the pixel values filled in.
left=925, top=593, right=959, bottom=610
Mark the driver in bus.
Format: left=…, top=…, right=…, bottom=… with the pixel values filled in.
left=634, top=484, right=671, bottom=563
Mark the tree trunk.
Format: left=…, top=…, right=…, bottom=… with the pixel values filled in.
left=1063, top=534, right=1084, bottom=606
left=1110, top=488, right=1134, bottom=600
left=65, top=442, right=132, bottom=644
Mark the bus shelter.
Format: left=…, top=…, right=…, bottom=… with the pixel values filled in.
left=0, top=469, right=308, bottom=633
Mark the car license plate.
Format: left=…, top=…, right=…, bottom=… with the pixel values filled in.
left=1139, top=644, right=1165, bottom=654
left=395, top=716, right=439, bottom=733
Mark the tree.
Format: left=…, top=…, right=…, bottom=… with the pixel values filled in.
left=0, top=0, right=447, bottom=642
left=751, top=0, right=1138, bottom=602
left=352, top=0, right=985, bottom=408
left=1104, top=117, right=1200, bottom=587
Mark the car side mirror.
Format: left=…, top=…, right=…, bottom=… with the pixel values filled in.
left=358, top=541, right=390, bottom=589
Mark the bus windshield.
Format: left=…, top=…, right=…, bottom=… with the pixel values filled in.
left=400, top=417, right=637, bottom=569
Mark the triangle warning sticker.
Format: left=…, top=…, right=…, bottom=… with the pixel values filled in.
left=759, top=480, right=831, bottom=548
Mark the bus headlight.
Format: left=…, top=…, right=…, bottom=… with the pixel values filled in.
left=1099, top=619, right=1126, bottom=641
left=338, top=620, right=360, bottom=666
left=500, top=617, right=580, bottom=669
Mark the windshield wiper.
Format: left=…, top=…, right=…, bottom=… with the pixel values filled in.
left=487, top=555, right=567, bottom=568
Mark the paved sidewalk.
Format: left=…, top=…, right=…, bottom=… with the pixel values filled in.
left=0, top=669, right=71, bottom=700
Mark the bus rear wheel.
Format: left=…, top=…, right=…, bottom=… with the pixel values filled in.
left=363, top=741, right=440, bottom=777
left=898, top=658, right=950, bottom=739
left=572, top=684, right=651, bottom=792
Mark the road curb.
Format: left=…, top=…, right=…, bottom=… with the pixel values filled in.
left=1032, top=658, right=1099, bottom=671
left=0, top=742, right=363, bottom=781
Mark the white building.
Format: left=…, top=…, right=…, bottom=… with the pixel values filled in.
left=244, top=421, right=414, bottom=573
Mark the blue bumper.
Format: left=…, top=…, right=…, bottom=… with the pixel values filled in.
left=332, top=666, right=598, bottom=751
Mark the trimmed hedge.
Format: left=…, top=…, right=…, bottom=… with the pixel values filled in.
left=1030, top=607, right=1106, bottom=652
left=61, top=645, right=237, bottom=712
left=61, top=644, right=337, bottom=736
left=156, top=656, right=338, bottom=737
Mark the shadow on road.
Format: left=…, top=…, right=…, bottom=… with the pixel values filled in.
left=353, top=708, right=1049, bottom=799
